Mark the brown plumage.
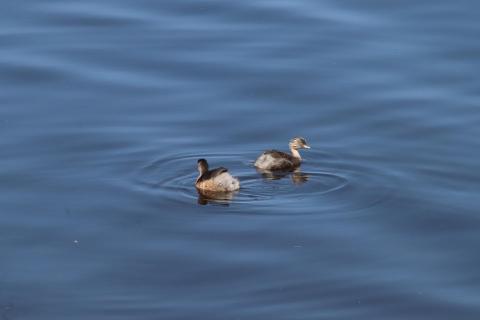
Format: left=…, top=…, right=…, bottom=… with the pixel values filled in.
left=256, top=150, right=301, bottom=170
left=254, top=137, right=310, bottom=171
left=195, top=159, right=240, bottom=192
left=196, top=167, right=228, bottom=184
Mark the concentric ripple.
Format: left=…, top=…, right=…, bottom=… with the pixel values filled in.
left=134, top=151, right=396, bottom=216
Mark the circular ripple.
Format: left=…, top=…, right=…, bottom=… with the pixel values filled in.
left=133, top=151, right=396, bottom=216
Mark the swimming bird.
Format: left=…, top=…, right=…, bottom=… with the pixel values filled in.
left=195, top=159, right=240, bottom=192
left=254, top=137, right=310, bottom=171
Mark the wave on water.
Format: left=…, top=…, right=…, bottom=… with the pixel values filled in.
left=134, top=150, right=396, bottom=217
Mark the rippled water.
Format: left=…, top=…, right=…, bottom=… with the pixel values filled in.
left=1, top=0, right=480, bottom=319
left=136, top=151, right=394, bottom=216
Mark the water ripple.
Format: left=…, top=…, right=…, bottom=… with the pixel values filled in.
left=134, top=151, right=395, bottom=217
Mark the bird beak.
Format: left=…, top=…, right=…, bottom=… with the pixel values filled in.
left=304, top=145, right=311, bottom=149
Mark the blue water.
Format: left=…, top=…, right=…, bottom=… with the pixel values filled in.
left=1, top=1, right=480, bottom=319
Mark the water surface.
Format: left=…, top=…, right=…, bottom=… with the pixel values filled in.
left=1, top=0, right=480, bottom=319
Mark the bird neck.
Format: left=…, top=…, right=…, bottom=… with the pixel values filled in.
left=196, top=172, right=204, bottom=184
left=290, top=146, right=301, bottom=160
left=197, top=168, right=206, bottom=183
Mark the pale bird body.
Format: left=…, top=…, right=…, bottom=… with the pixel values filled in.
left=254, top=137, right=310, bottom=171
left=195, top=159, right=240, bottom=192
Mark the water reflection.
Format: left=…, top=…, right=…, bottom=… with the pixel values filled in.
left=257, top=168, right=310, bottom=185
left=196, top=188, right=237, bottom=206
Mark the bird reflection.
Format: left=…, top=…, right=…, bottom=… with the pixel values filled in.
left=257, top=168, right=309, bottom=185
left=196, top=188, right=237, bottom=206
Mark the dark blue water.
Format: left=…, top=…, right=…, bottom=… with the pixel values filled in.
left=1, top=1, right=480, bottom=319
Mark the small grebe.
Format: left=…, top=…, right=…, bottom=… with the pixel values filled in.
left=254, top=137, right=310, bottom=171
left=195, top=159, right=240, bottom=192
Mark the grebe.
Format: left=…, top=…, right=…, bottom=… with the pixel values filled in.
left=195, top=159, right=240, bottom=192
left=254, top=137, right=310, bottom=171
